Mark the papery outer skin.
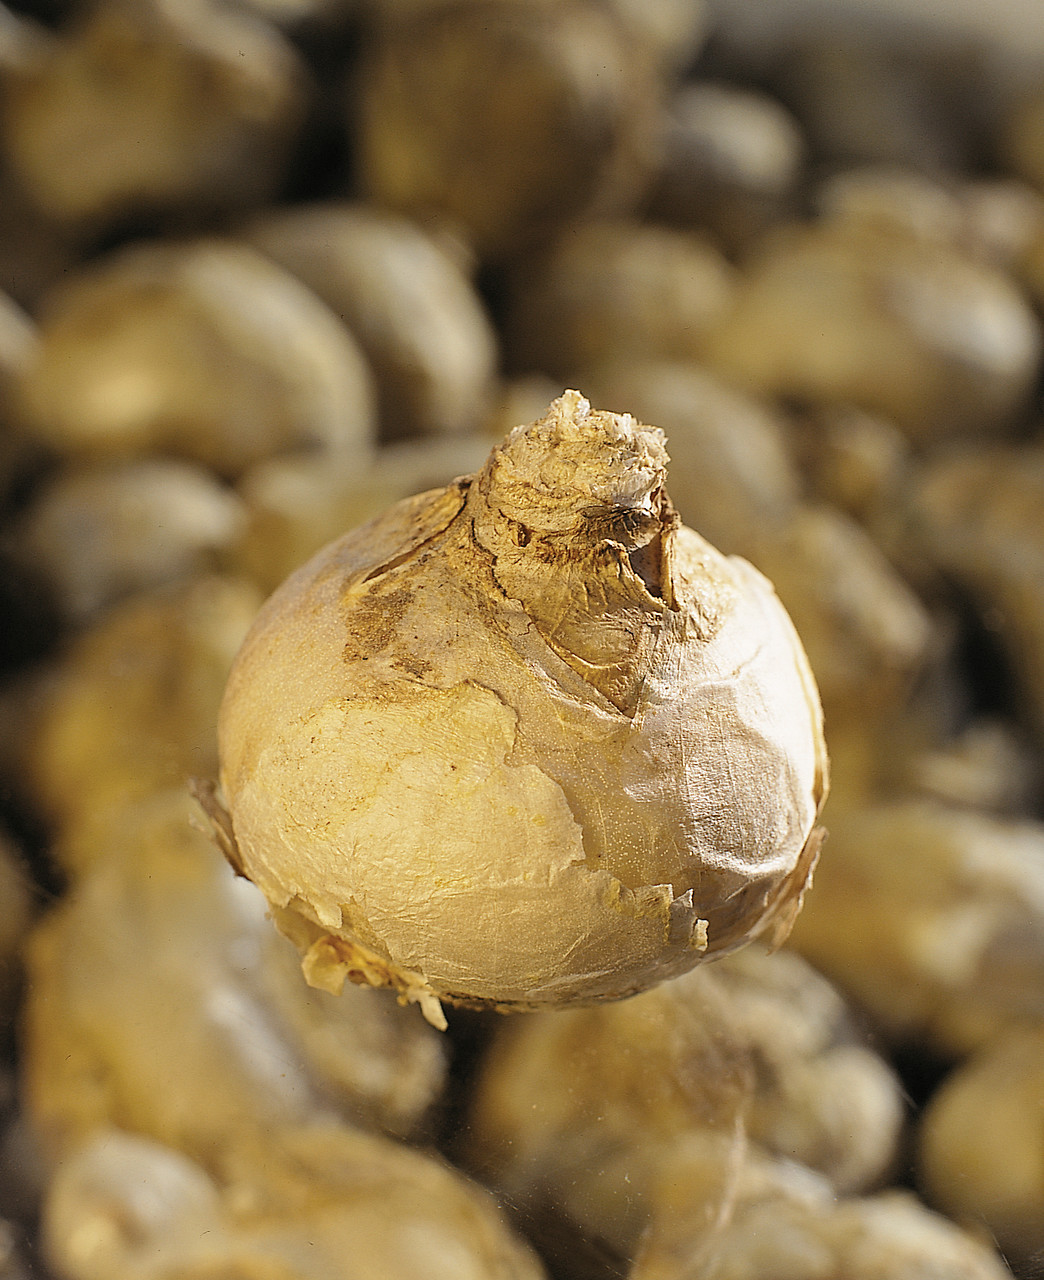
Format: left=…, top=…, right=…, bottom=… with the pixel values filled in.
left=218, top=394, right=827, bottom=1019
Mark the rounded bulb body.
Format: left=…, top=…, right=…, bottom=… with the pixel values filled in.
left=218, top=394, right=827, bottom=1025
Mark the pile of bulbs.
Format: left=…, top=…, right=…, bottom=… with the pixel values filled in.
left=0, top=1, right=1042, bottom=1278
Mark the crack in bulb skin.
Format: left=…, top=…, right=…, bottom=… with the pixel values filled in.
left=214, top=391, right=829, bottom=1029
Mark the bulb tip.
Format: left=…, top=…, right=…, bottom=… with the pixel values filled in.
left=483, top=391, right=669, bottom=534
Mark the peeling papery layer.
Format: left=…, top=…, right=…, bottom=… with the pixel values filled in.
left=235, top=682, right=711, bottom=1023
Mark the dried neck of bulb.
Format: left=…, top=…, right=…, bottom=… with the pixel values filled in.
left=467, top=390, right=678, bottom=713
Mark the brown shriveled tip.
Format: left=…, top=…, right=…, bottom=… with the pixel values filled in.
left=480, top=389, right=670, bottom=536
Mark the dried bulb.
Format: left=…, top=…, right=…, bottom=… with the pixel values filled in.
left=42, top=1125, right=547, bottom=1280
left=352, top=2, right=659, bottom=257
left=217, top=392, right=828, bottom=1027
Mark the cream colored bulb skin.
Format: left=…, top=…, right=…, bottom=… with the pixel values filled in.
left=218, top=393, right=828, bottom=1027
